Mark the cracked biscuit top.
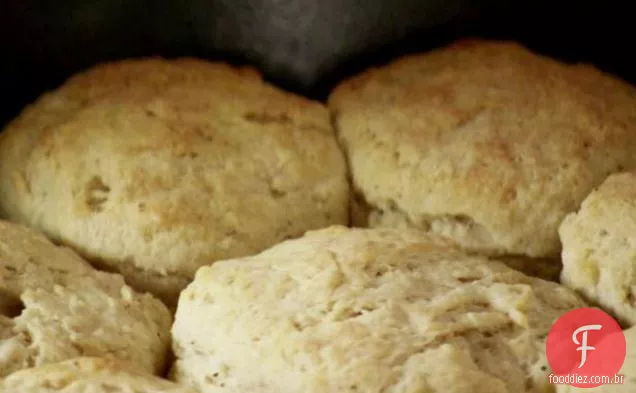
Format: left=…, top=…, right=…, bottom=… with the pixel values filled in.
left=0, top=357, right=197, bottom=393
left=171, top=226, right=586, bottom=393
left=0, top=220, right=172, bottom=378
left=0, top=58, right=350, bottom=306
left=329, top=39, right=636, bottom=259
left=559, top=171, right=636, bottom=326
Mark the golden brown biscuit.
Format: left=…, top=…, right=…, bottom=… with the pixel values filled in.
left=559, top=172, right=636, bottom=326
left=171, top=226, right=586, bottom=393
left=0, top=58, right=350, bottom=306
left=0, top=220, right=172, bottom=378
left=329, top=39, right=636, bottom=260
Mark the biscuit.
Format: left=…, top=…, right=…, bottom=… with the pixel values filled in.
left=0, top=220, right=172, bottom=378
left=556, top=326, right=636, bottom=392
left=0, top=357, right=197, bottom=393
left=559, top=172, right=636, bottom=326
left=171, top=226, right=586, bottom=393
left=329, top=39, right=636, bottom=260
left=0, top=58, right=350, bottom=306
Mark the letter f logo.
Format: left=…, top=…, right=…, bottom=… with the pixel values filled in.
left=572, top=324, right=602, bottom=368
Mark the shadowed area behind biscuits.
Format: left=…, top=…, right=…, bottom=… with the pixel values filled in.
left=0, top=0, right=633, bottom=126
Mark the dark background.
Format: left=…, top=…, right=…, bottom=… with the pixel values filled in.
left=0, top=0, right=632, bottom=127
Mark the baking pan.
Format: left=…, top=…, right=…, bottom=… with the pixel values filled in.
left=0, top=0, right=634, bottom=389
left=0, top=0, right=632, bottom=127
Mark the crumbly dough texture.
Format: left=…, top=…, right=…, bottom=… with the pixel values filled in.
left=559, top=172, right=636, bottom=326
left=329, top=39, right=636, bottom=259
left=356, top=202, right=563, bottom=281
left=556, top=326, right=636, bottom=393
left=0, top=58, right=349, bottom=305
left=171, top=226, right=586, bottom=393
left=0, top=357, right=198, bottom=393
left=0, top=220, right=172, bottom=378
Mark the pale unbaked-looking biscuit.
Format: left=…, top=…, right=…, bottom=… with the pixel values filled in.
left=329, top=39, right=636, bottom=260
left=0, top=58, right=350, bottom=306
left=171, top=226, right=586, bottom=393
left=559, top=172, right=636, bottom=326
left=0, top=220, right=172, bottom=378
left=556, top=326, right=636, bottom=393
left=0, top=357, right=197, bottom=393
